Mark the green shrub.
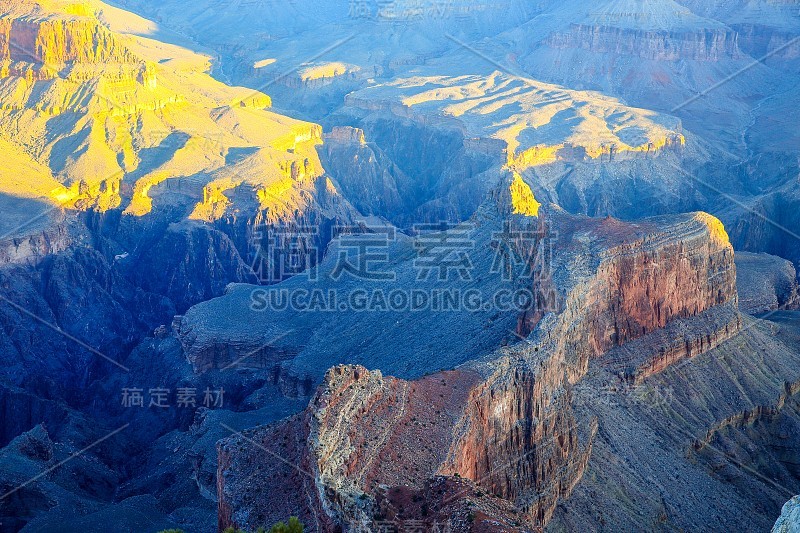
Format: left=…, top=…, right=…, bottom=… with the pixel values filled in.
left=214, top=517, right=303, bottom=533
left=269, top=516, right=303, bottom=533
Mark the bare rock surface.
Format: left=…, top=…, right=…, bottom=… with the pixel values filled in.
left=775, top=496, right=800, bottom=533
left=216, top=203, right=747, bottom=531
left=1, top=1, right=800, bottom=532
left=736, top=252, right=799, bottom=314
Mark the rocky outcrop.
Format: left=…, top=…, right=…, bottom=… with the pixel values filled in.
left=217, top=364, right=553, bottom=532
left=308, top=367, right=484, bottom=522
left=0, top=14, right=132, bottom=64
left=735, top=252, right=799, bottom=314
left=774, top=495, right=800, bottom=533
left=268, top=62, right=365, bottom=89
left=545, top=24, right=742, bottom=61
left=216, top=208, right=741, bottom=531
left=443, top=357, right=596, bottom=526
left=324, top=126, right=366, bottom=145
left=0, top=215, right=70, bottom=267
left=600, top=301, right=742, bottom=384
left=520, top=211, right=739, bottom=372
left=176, top=331, right=300, bottom=374
left=0, top=3, right=139, bottom=82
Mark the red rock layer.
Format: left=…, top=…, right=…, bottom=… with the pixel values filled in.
left=443, top=358, right=596, bottom=526
left=520, top=212, right=739, bottom=379
left=631, top=308, right=742, bottom=384
left=217, top=210, right=741, bottom=532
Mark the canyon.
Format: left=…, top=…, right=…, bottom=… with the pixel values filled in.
left=0, top=1, right=799, bottom=532
left=216, top=199, right=763, bottom=532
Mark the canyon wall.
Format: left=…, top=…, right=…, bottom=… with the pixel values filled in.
left=523, top=211, right=739, bottom=376
left=0, top=15, right=133, bottom=65
left=545, top=24, right=742, bottom=61
left=0, top=216, right=70, bottom=267
left=442, top=356, right=596, bottom=526
left=217, top=208, right=741, bottom=531
left=0, top=7, right=142, bottom=84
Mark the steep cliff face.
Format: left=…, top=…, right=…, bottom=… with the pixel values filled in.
left=522, top=211, right=739, bottom=374
left=674, top=0, right=800, bottom=63
left=733, top=24, right=800, bottom=61
left=0, top=215, right=70, bottom=267
left=519, top=212, right=739, bottom=388
left=216, top=208, right=740, bottom=531
left=439, top=211, right=738, bottom=527
left=443, top=357, right=596, bottom=526
left=545, top=24, right=742, bottom=61
left=0, top=244, right=174, bottom=380
left=0, top=9, right=134, bottom=68
left=601, top=302, right=742, bottom=384
left=125, top=222, right=257, bottom=314
left=317, top=127, right=414, bottom=225
left=0, top=384, right=67, bottom=447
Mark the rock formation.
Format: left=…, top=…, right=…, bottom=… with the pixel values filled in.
left=545, top=24, right=742, bottom=61
left=735, top=252, right=800, bottom=314
left=0, top=1, right=136, bottom=75
left=345, top=72, right=686, bottom=170
left=775, top=496, right=800, bottom=533
left=216, top=206, right=741, bottom=532
left=2, top=1, right=800, bottom=531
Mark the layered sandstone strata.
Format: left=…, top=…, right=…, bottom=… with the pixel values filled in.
left=522, top=211, right=738, bottom=371
left=217, top=208, right=740, bottom=531
left=0, top=15, right=132, bottom=66
left=0, top=1, right=139, bottom=82
left=545, top=24, right=742, bottom=61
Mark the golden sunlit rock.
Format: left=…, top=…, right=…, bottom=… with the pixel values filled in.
left=350, top=71, right=686, bottom=170
left=694, top=211, right=731, bottom=247
left=509, top=172, right=540, bottom=217
left=0, top=0, right=333, bottom=218
left=2, top=2, right=800, bottom=533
